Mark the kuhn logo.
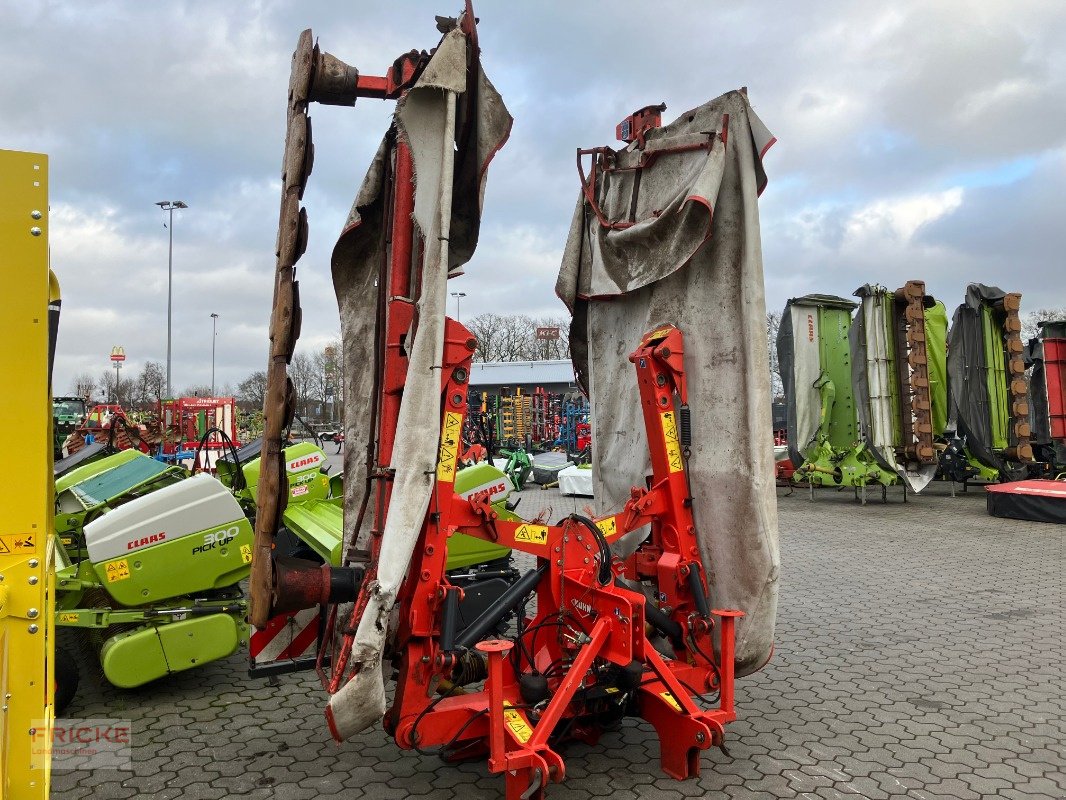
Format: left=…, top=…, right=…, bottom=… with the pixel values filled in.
left=286, top=452, right=323, bottom=473
left=571, top=598, right=594, bottom=616
left=127, top=532, right=165, bottom=550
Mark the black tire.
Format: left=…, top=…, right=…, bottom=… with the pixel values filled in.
left=55, top=646, right=80, bottom=715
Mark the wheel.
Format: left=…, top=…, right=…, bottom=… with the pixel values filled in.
left=54, top=646, right=80, bottom=715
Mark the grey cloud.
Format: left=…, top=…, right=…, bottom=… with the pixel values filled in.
left=2, top=0, right=1064, bottom=394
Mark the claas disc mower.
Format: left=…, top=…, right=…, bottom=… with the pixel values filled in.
left=246, top=11, right=744, bottom=797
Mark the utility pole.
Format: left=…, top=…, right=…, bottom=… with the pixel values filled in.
left=155, top=200, right=187, bottom=398
left=210, top=312, right=219, bottom=396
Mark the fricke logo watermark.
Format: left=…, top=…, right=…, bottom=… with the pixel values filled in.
left=32, top=718, right=133, bottom=770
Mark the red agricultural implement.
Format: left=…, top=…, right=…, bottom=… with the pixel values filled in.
left=245, top=6, right=747, bottom=798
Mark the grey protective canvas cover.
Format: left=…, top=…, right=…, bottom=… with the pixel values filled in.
left=556, top=91, right=779, bottom=675
left=849, top=285, right=937, bottom=492
left=327, top=27, right=512, bottom=739
left=947, top=283, right=1026, bottom=480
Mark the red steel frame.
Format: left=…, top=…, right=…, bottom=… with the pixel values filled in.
left=315, top=11, right=742, bottom=797
left=1044, top=335, right=1066, bottom=442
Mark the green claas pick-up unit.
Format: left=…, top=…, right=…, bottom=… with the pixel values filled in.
left=53, top=439, right=518, bottom=711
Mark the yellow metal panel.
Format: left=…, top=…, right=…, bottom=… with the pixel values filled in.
left=0, top=149, right=53, bottom=799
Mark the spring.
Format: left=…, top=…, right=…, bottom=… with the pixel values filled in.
left=679, top=404, right=692, bottom=448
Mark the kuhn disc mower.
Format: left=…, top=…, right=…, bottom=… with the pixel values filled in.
left=247, top=6, right=777, bottom=798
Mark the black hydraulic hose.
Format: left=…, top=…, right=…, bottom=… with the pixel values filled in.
left=440, top=587, right=460, bottom=653
left=194, top=426, right=246, bottom=491
left=568, top=514, right=613, bottom=586
left=636, top=585, right=683, bottom=642
left=454, top=562, right=548, bottom=650
left=686, top=561, right=711, bottom=618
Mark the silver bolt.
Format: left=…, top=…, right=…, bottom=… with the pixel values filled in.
left=28, top=559, right=38, bottom=568
left=30, top=227, right=41, bottom=236
left=28, top=576, right=38, bottom=585
left=31, top=210, right=42, bottom=220
left=27, top=609, right=38, bottom=619
left=696, top=731, right=706, bottom=743
left=29, top=728, right=36, bottom=735
left=28, top=624, right=38, bottom=634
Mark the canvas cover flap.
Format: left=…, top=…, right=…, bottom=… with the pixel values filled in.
left=557, top=91, right=778, bottom=675
left=327, top=26, right=512, bottom=739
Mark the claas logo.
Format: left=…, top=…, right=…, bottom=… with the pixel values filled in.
left=287, top=453, right=322, bottom=472
left=127, top=532, right=166, bottom=550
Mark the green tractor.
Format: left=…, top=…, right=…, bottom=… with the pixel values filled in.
left=52, top=395, right=87, bottom=459
left=53, top=439, right=516, bottom=710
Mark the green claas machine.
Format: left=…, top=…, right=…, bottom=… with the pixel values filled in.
left=849, top=281, right=949, bottom=493
left=53, top=439, right=516, bottom=709
left=778, top=294, right=897, bottom=493
left=946, top=284, right=1034, bottom=482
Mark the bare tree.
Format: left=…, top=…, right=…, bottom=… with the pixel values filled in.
left=237, top=371, right=268, bottom=409
left=133, top=360, right=166, bottom=409
left=70, top=371, right=97, bottom=399
left=466, top=313, right=572, bottom=362
left=288, top=351, right=318, bottom=420
left=99, top=369, right=135, bottom=406
left=1021, top=308, right=1066, bottom=342
left=180, top=384, right=214, bottom=398
left=766, top=311, right=783, bottom=399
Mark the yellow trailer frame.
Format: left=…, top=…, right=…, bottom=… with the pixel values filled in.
left=0, top=149, right=55, bottom=799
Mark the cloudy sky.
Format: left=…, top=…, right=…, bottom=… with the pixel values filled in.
left=4, top=0, right=1065, bottom=396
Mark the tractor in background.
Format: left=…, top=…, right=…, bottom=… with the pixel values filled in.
left=52, top=395, right=87, bottom=459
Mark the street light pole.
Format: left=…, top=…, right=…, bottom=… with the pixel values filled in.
left=155, top=200, right=187, bottom=398
left=210, top=313, right=219, bottom=396
left=450, top=291, right=466, bottom=323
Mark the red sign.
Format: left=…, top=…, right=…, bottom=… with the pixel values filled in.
left=535, top=327, right=560, bottom=341
left=110, top=346, right=126, bottom=362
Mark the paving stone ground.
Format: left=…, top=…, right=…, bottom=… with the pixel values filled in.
left=54, top=472, right=1065, bottom=799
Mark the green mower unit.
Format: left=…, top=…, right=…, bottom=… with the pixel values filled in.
left=946, top=284, right=1034, bottom=482
left=778, top=294, right=897, bottom=490
left=850, top=281, right=949, bottom=493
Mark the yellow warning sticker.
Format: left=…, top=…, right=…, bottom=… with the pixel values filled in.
left=105, top=559, right=131, bottom=583
left=514, top=524, right=549, bottom=545
left=58, top=613, right=79, bottom=624
left=503, top=701, right=533, bottom=743
left=240, top=544, right=252, bottom=564
left=595, top=516, right=618, bottom=539
left=659, top=691, right=682, bottom=712
left=436, top=411, right=463, bottom=482
left=648, top=326, right=673, bottom=341
left=0, top=533, right=37, bottom=555
left=660, top=411, right=684, bottom=473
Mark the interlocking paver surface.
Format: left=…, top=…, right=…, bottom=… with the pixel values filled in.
left=54, top=471, right=1065, bottom=798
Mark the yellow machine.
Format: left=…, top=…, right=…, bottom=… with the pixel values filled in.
left=0, top=149, right=55, bottom=799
